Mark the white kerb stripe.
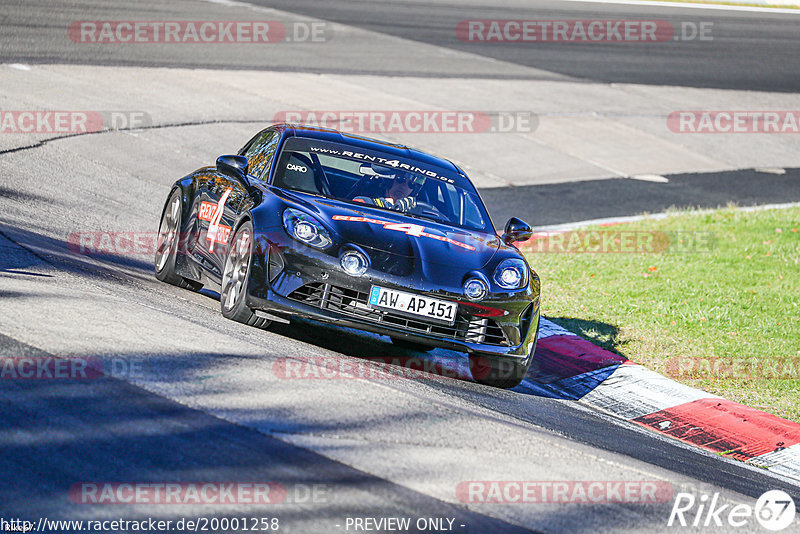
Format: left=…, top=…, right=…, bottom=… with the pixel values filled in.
left=580, top=364, right=717, bottom=420
left=538, top=318, right=576, bottom=339
left=748, top=443, right=800, bottom=480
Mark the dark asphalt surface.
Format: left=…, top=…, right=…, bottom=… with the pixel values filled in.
left=0, top=333, right=534, bottom=533
left=256, top=0, right=800, bottom=92
left=481, top=167, right=800, bottom=227
left=1, top=0, right=799, bottom=91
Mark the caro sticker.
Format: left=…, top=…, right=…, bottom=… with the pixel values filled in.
left=332, top=215, right=475, bottom=251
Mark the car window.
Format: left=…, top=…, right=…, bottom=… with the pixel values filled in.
left=272, top=137, right=494, bottom=232
left=440, top=182, right=486, bottom=229
left=241, top=130, right=279, bottom=181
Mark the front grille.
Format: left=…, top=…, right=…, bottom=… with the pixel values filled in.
left=288, top=283, right=508, bottom=346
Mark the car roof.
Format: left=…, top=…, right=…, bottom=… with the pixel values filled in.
left=278, top=123, right=467, bottom=179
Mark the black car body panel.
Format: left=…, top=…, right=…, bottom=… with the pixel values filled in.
left=164, top=124, right=541, bottom=362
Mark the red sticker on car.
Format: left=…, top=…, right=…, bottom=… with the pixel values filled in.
left=203, top=189, right=232, bottom=252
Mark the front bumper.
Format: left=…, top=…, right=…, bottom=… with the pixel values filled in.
left=246, top=232, right=540, bottom=359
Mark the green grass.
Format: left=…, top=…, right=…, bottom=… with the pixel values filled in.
left=525, top=205, right=800, bottom=422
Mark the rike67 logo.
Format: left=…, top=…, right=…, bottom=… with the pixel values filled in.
left=668, top=490, right=796, bottom=531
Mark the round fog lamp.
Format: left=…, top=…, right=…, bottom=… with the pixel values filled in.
left=464, top=278, right=488, bottom=301
left=341, top=250, right=368, bottom=276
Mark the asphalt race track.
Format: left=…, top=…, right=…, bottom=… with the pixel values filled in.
left=482, top=167, right=800, bottom=227
left=1, top=0, right=799, bottom=532
left=257, top=0, right=800, bottom=92
left=5, top=0, right=800, bottom=91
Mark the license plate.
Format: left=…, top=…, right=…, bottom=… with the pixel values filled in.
left=368, top=286, right=457, bottom=325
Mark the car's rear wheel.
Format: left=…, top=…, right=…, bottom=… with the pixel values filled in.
left=154, top=189, right=203, bottom=291
left=390, top=337, right=433, bottom=352
left=221, top=220, right=271, bottom=329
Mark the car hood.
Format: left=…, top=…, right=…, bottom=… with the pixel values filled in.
left=284, top=192, right=502, bottom=271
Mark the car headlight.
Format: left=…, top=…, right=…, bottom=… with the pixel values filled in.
left=493, top=258, right=528, bottom=290
left=464, top=278, right=488, bottom=301
left=282, top=209, right=333, bottom=249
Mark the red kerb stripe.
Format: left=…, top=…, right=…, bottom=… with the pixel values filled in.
left=633, top=398, right=800, bottom=460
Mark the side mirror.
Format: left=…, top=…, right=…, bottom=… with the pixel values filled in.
left=502, top=217, right=533, bottom=245
left=216, top=155, right=250, bottom=186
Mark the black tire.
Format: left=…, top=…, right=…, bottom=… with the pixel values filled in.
left=154, top=189, right=203, bottom=291
left=390, top=337, right=433, bottom=352
left=468, top=353, right=532, bottom=389
left=469, top=316, right=540, bottom=388
left=220, top=220, right=271, bottom=329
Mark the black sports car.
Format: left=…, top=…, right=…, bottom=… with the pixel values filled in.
left=155, top=124, right=540, bottom=388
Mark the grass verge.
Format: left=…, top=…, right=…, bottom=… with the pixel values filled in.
left=524, top=205, right=800, bottom=422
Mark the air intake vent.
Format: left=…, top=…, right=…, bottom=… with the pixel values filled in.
left=288, top=283, right=508, bottom=346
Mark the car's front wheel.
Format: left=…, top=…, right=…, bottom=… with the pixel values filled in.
left=468, top=353, right=533, bottom=389
left=470, top=314, right=540, bottom=389
left=220, top=220, right=271, bottom=329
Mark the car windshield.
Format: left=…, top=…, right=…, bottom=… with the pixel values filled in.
left=271, top=137, right=493, bottom=232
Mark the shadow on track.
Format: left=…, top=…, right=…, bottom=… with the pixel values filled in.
left=0, top=333, right=535, bottom=533
left=0, top=220, right=155, bottom=280
left=3, top=218, right=797, bottom=507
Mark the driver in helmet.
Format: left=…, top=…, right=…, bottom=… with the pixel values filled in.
left=355, top=170, right=419, bottom=213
